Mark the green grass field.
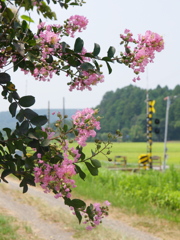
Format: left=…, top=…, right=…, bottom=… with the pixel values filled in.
left=71, top=141, right=180, bottom=224
left=80, top=141, right=180, bottom=166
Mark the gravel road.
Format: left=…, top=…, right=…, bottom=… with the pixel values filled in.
left=0, top=180, right=162, bottom=240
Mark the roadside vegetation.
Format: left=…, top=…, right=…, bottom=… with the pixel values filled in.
left=73, top=166, right=180, bottom=222
left=0, top=209, right=39, bottom=240
left=71, top=142, right=180, bottom=223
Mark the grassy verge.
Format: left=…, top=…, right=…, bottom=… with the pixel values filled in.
left=1, top=177, right=180, bottom=240
left=0, top=183, right=124, bottom=240
left=73, top=165, right=180, bottom=223
left=0, top=208, right=40, bottom=240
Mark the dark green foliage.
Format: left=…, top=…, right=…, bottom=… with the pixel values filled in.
left=74, top=37, right=84, bottom=53
left=96, top=84, right=180, bottom=141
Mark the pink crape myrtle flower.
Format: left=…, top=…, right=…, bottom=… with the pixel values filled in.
left=120, top=29, right=164, bottom=82
left=34, top=159, right=77, bottom=198
left=41, top=127, right=55, bottom=140
left=70, top=200, right=111, bottom=230
left=65, top=15, right=88, bottom=37
left=69, top=72, right=104, bottom=91
left=72, top=108, right=101, bottom=146
left=34, top=140, right=81, bottom=199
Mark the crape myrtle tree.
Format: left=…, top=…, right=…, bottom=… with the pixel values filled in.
left=0, top=0, right=164, bottom=230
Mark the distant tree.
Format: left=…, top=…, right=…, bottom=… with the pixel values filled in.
left=97, top=85, right=180, bottom=142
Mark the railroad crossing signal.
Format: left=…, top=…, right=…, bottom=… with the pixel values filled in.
left=138, top=154, right=150, bottom=169
left=147, top=100, right=156, bottom=169
left=148, top=100, right=156, bottom=113
left=154, top=118, right=160, bottom=134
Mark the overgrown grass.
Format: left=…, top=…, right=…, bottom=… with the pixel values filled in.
left=73, top=165, right=180, bottom=223
left=0, top=214, right=19, bottom=240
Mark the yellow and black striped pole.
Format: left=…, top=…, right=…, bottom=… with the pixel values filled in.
left=147, top=100, right=155, bottom=169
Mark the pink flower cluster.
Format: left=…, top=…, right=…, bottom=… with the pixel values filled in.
left=85, top=201, right=111, bottom=230
left=65, top=15, right=88, bottom=38
left=68, top=47, right=104, bottom=91
left=34, top=146, right=81, bottom=198
left=22, top=22, right=62, bottom=81
left=0, top=55, right=8, bottom=70
left=72, top=108, right=101, bottom=146
left=69, top=71, right=104, bottom=91
left=20, top=17, right=100, bottom=87
left=41, top=127, right=55, bottom=139
left=120, top=29, right=164, bottom=82
left=71, top=201, right=111, bottom=230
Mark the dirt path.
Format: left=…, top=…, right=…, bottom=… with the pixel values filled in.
left=0, top=179, right=164, bottom=240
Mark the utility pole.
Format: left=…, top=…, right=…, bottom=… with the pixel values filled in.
left=48, top=100, right=50, bottom=127
left=63, top=97, right=65, bottom=126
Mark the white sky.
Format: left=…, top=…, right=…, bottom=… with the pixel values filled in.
left=1, top=0, right=180, bottom=112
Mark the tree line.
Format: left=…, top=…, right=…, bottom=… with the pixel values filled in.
left=95, top=84, right=180, bottom=142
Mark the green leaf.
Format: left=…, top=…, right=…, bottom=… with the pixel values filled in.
left=75, top=164, right=86, bottom=180
left=28, top=139, right=39, bottom=149
left=25, top=175, right=35, bottom=186
left=74, top=209, right=82, bottom=224
left=46, top=55, right=53, bottom=63
left=19, top=178, right=28, bottom=193
left=9, top=102, right=17, bottom=117
left=14, top=140, right=25, bottom=152
left=6, top=141, right=16, bottom=154
left=30, top=116, right=48, bottom=126
left=19, top=95, right=35, bottom=107
left=80, top=62, right=94, bottom=71
left=28, top=132, right=38, bottom=140
left=0, top=73, right=11, bottom=84
left=41, top=139, right=51, bottom=147
left=71, top=199, right=86, bottom=209
left=67, top=57, right=81, bottom=67
left=24, top=61, right=35, bottom=72
left=93, top=43, right=100, bottom=56
left=76, top=146, right=85, bottom=161
left=86, top=204, right=94, bottom=221
left=13, top=62, right=19, bottom=72
left=61, top=42, right=68, bottom=53
left=1, top=169, right=12, bottom=183
left=102, top=57, right=113, bottom=62
left=107, top=46, right=116, bottom=58
left=12, top=91, right=20, bottom=100
left=93, top=60, right=100, bottom=72
left=8, top=93, right=13, bottom=103
left=24, top=109, right=38, bottom=120
left=85, top=162, right=98, bottom=176
left=84, top=53, right=94, bottom=58
left=91, top=159, right=101, bottom=168
left=16, top=109, right=24, bottom=122
left=18, top=120, right=29, bottom=135
left=74, top=37, right=84, bottom=53
left=106, top=61, right=112, bottom=74
left=21, top=15, right=34, bottom=23
left=63, top=124, right=68, bottom=132
left=125, top=47, right=131, bottom=54
left=64, top=197, right=72, bottom=207
left=3, top=128, right=11, bottom=138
